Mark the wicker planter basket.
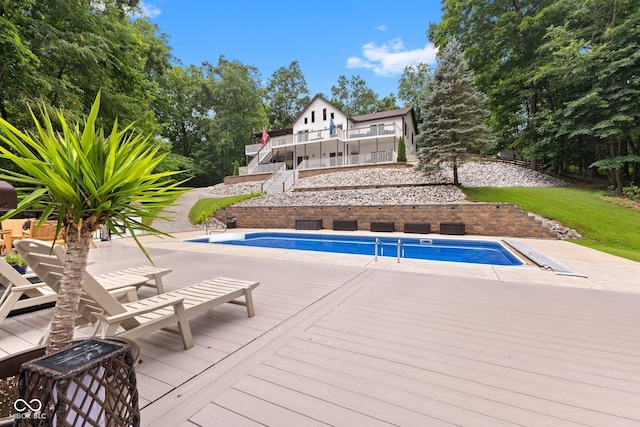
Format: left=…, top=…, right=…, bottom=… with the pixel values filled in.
left=7, top=338, right=139, bottom=427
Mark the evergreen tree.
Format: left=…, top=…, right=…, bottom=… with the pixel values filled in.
left=416, top=39, right=490, bottom=185
left=397, top=137, right=407, bottom=162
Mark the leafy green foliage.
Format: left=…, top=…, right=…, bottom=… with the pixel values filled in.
left=398, top=63, right=432, bottom=122
left=463, top=187, right=640, bottom=262
left=266, top=61, right=310, bottom=129
left=0, top=91, right=187, bottom=252
left=622, top=186, right=640, bottom=201
left=431, top=0, right=640, bottom=187
left=188, top=194, right=263, bottom=224
left=330, top=75, right=381, bottom=115
left=590, top=155, right=640, bottom=170
left=4, top=252, right=26, bottom=267
left=1, top=0, right=170, bottom=134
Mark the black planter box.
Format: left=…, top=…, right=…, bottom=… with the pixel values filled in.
left=439, top=222, right=465, bottom=235
left=295, top=219, right=322, bottom=230
left=404, top=223, right=431, bottom=234
left=370, top=222, right=394, bottom=232
left=333, top=220, right=357, bottom=231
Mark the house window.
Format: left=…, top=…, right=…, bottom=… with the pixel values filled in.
left=323, top=109, right=327, bottom=121
left=311, top=111, right=315, bottom=123
left=304, top=118, right=308, bottom=124
left=331, top=112, right=334, bottom=119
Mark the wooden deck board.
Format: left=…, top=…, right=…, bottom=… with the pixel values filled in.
left=248, top=364, right=451, bottom=427
left=231, top=375, right=396, bottom=427
left=189, top=403, right=264, bottom=427
left=213, top=388, right=330, bottom=427
left=2, top=241, right=640, bottom=426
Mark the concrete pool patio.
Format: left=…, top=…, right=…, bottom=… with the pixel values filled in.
left=1, top=230, right=640, bottom=426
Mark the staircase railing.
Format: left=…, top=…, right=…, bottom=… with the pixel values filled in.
left=246, top=139, right=273, bottom=174
left=261, top=163, right=286, bottom=193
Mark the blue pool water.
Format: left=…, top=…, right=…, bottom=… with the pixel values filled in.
left=187, top=232, right=523, bottom=266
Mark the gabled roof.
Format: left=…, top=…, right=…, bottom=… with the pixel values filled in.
left=290, top=93, right=348, bottom=127
left=350, top=107, right=414, bottom=122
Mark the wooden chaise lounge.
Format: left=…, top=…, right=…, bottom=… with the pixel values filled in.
left=16, top=239, right=259, bottom=349
left=90, top=276, right=259, bottom=349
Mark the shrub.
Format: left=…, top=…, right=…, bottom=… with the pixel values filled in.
left=622, top=186, right=640, bottom=200
left=397, top=137, right=407, bottom=162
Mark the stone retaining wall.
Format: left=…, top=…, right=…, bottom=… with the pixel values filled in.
left=223, top=173, right=270, bottom=185
left=223, top=163, right=409, bottom=185
left=215, top=203, right=559, bottom=238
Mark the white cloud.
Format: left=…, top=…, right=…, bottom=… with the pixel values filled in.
left=375, top=25, right=387, bottom=31
left=140, top=2, right=162, bottom=18
left=346, top=38, right=438, bottom=76
left=129, top=1, right=162, bottom=19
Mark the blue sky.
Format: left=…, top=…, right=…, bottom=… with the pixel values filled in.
left=139, top=1, right=443, bottom=102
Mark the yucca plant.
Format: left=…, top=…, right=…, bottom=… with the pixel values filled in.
left=0, top=92, right=187, bottom=354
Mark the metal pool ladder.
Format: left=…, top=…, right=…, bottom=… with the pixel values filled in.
left=374, top=238, right=404, bottom=263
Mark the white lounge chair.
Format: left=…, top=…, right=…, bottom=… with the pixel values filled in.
left=16, top=239, right=259, bottom=349
left=0, top=256, right=57, bottom=324
left=15, top=239, right=171, bottom=295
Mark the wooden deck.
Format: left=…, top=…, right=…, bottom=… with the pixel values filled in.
left=2, top=240, right=640, bottom=426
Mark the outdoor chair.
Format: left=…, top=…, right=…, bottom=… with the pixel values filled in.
left=0, top=256, right=57, bottom=324
left=0, top=246, right=168, bottom=326
left=15, top=239, right=259, bottom=349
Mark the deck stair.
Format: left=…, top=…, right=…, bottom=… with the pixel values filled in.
left=262, top=169, right=295, bottom=193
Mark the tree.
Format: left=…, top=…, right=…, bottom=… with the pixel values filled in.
left=330, top=75, right=380, bottom=115
left=0, top=0, right=170, bottom=134
left=397, top=137, right=407, bottom=162
left=416, top=39, right=491, bottom=185
left=533, top=0, right=640, bottom=190
left=398, top=63, right=433, bottom=122
left=206, top=57, right=268, bottom=181
left=377, top=94, right=399, bottom=112
left=155, top=65, right=212, bottom=158
left=0, top=92, right=186, bottom=353
left=265, top=61, right=310, bottom=129
left=430, top=0, right=563, bottom=168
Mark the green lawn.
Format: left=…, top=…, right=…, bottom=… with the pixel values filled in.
left=188, top=193, right=262, bottom=224
left=463, top=187, right=640, bottom=263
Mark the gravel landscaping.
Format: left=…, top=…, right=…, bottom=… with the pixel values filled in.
left=207, top=160, right=567, bottom=207
left=154, top=160, right=574, bottom=235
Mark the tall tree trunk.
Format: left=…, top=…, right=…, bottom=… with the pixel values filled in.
left=46, top=225, right=93, bottom=354
left=609, top=135, right=623, bottom=194
left=452, top=157, right=459, bottom=186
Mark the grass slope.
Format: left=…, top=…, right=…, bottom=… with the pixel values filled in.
left=463, top=187, right=640, bottom=263
left=188, top=194, right=261, bottom=224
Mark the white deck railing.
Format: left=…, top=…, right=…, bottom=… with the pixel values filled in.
left=297, top=151, right=396, bottom=170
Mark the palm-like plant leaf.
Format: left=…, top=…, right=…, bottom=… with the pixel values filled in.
left=0, top=91, right=188, bottom=352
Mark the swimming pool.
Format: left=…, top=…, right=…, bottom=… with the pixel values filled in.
left=187, top=232, right=524, bottom=266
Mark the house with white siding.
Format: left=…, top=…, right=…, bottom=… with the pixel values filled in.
left=242, top=94, right=418, bottom=178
